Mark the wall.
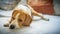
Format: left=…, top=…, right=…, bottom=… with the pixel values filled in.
left=28, top=0, right=60, bottom=15
left=28, top=0, right=54, bottom=15
left=53, top=0, right=60, bottom=15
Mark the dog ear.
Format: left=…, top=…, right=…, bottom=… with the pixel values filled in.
left=22, top=14, right=32, bottom=26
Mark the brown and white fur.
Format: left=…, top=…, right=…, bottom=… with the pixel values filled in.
left=4, top=4, right=49, bottom=29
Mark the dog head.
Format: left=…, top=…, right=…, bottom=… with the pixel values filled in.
left=9, top=9, right=32, bottom=29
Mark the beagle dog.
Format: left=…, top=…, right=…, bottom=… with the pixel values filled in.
left=4, top=4, right=49, bottom=29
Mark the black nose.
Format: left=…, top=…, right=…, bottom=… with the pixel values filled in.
left=10, top=25, right=15, bottom=29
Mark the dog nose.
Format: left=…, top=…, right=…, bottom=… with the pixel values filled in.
left=10, top=25, right=15, bottom=29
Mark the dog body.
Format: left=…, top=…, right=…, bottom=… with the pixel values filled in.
left=10, top=5, right=33, bottom=29
left=4, top=4, right=49, bottom=29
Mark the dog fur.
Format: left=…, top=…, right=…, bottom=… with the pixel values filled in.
left=4, top=5, right=49, bottom=29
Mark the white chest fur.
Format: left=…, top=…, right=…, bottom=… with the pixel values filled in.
left=14, top=4, right=32, bottom=17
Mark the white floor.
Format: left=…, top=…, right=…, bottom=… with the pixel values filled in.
left=0, top=14, right=60, bottom=34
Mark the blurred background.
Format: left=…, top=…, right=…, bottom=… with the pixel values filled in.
left=0, top=0, right=60, bottom=16
left=0, top=0, right=60, bottom=34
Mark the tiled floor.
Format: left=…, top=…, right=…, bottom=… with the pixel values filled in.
left=0, top=15, right=60, bottom=34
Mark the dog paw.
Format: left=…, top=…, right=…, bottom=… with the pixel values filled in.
left=41, top=18, right=49, bottom=21
left=45, top=19, right=49, bottom=21
left=4, top=23, right=9, bottom=27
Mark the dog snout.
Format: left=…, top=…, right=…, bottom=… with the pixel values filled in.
left=9, top=25, right=15, bottom=29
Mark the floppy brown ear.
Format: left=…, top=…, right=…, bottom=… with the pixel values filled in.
left=22, top=14, right=32, bottom=26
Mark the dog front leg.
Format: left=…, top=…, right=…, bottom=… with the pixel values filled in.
left=4, top=23, right=9, bottom=27
left=4, top=17, right=13, bottom=27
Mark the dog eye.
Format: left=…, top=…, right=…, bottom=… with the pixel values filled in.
left=12, top=17, right=15, bottom=20
left=18, top=19, right=22, bottom=22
